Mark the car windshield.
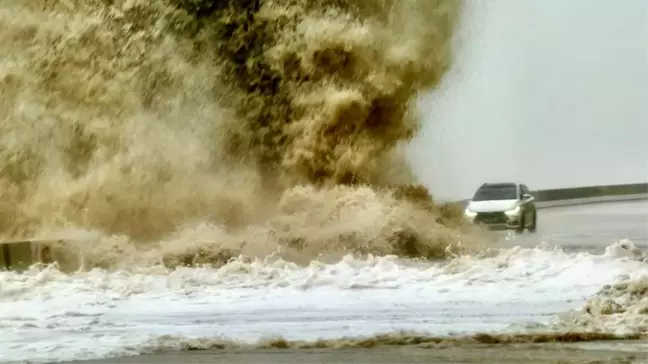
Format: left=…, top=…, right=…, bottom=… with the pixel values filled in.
left=472, top=185, right=518, bottom=201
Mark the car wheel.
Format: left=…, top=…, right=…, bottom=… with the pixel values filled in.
left=528, top=212, right=537, bottom=233
left=516, top=215, right=525, bottom=234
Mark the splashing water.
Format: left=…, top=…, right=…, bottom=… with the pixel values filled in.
left=0, top=0, right=487, bottom=268
left=0, top=240, right=647, bottom=363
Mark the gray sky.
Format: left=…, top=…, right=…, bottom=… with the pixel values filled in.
left=408, top=0, right=648, bottom=201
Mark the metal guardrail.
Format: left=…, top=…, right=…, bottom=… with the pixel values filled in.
left=0, top=239, right=61, bottom=272
left=454, top=182, right=648, bottom=210
left=534, top=193, right=648, bottom=208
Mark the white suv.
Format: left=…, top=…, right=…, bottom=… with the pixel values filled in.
left=464, top=182, right=537, bottom=233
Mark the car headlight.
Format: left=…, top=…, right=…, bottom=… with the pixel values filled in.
left=464, top=208, right=477, bottom=218
left=505, top=206, right=521, bottom=216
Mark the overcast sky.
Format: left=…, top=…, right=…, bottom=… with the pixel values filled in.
left=408, top=0, right=648, bottom=201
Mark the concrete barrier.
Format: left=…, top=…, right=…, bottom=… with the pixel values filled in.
left=1, top=183, right=646, bottom=272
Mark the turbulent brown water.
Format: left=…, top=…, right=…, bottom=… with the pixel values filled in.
left=0, top=0, right=485, bottom=269
left=136, top=331, right=646, bottom=352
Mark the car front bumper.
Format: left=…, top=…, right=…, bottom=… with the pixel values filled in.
left=465, top=211, right=521, bottom=230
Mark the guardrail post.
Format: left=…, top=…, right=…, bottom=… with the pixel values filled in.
left=1, top=243, right=10, bottom=270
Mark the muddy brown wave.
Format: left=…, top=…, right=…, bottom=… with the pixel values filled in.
left=0, top=0, right=490, bottom=269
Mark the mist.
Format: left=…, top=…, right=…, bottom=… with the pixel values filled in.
left=410, top=0, right=648, bottom=201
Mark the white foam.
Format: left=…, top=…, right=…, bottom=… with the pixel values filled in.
left=0, top=240, right=646, bottom=363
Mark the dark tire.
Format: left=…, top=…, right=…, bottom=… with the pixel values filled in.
left=528, top=212, right=537, bottom=233
left=516, top=215, right=525, bottom=234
